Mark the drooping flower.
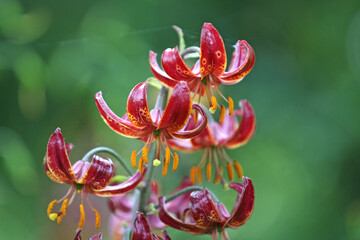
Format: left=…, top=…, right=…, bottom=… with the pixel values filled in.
left=108, top=177, right=193, bottom=239
left=150, top=23, right=255, bottom=114
left=44, top=128, right=146, bottom=229
left=159, top=177, right=254, bottom=240
left=95, top=81, right=207, bottom=176
left=168, top=100, right=255, bottom=185
left=74, top=228, right=103, bottom=240
left=131, top=212, right=172, bottom=240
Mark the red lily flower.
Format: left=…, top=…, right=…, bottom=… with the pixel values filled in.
left=44, top=128, right=146, bottom=229
left=108, top=177, right=193, bottom=239
left=95, top=81, right=207, bottom=176
left=132, top=212, right=171, bottom=240
left=168, top=100, right=255, bottom=185
left=150, top=23, right=255, bottom=114
left=159, top=177, right=254, bottom=240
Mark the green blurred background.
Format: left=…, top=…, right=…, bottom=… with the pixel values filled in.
left=1, top=0, right=360, bottom=239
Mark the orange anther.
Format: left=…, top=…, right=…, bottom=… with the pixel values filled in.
left=162, top=161, right=169, bottom=176
left=78, top=204, right=85, bottom=228
left=206, top=162, right=212, bottom=181
left=233, top=161, right=243, bottom=178
left=47, top=200, right=57, bottom=217
left=94, top=209, right=101, bottom=229
left=138, top=157, right=144, bottom=174
left=196, top=166, right=203, bottom=184
left=172, top=152, right=179, bottom=171
left=227, top=163, right=234, bottom=181
left=165, top=147, right=170, bottom=164
left=60, top=198, right=68, bottom=216
left=131, top=150, right=137, bottom=168
left=219, top=105, right=225, bottom=123
left=228, top=97, right=234, bottom=115
left=210, top=96, right=217, bottom=112
left=142, top=146, right=148, bottom=164
left=190, top=166, right=197, bottom=185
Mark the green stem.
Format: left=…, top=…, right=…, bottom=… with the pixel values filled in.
left=82, top=147, right=133, bottom=176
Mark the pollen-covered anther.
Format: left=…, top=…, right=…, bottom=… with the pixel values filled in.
left=162, top=161, right=169, bottom=176
left=78, top=204, right=85, bottom=228
left=47, top=199, right=57, bottom=217
left=94, top=209, right=100, bottom=229
left=219, top=105, right=225, bottom=123
left=209, top=96, right=217, bottom=114
left=131, top=150, right=137, bottom=168
left=57, top=198, right=69, bottom=223
left=233, top=161, right=243, bottom=178
left=227, top=163, right=234, bottom=181
left=138, top=157, right=144, bottom=174
left=228, top=97, right=234, bottom=115
left=206, top=162, right=212, bottom=181
left=196, top=166, right=203, bottom=184
left=153, top=159, right=161, bottom=167
left=190, top=166, right=197, bottom=184
left=142, top=146, right=148, bottom=164
left=49, top=213, right=58, bottom=221
left=172, top=152, right=179, bottom=171
left=165, top=147, right=171, bottom=165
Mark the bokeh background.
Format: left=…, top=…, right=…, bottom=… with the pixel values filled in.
left=1, top=0, right=360, bottom=239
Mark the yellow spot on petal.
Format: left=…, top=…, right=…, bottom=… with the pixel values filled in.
left=190, top=166, right=197, bottom=185
left=49, top=213, right=58, bottom=221
left=165, top=147, right=170, bottom=165
left=78, top=204, right=85, bottom=229
left=142, top=146, right=148, bottom=164
left=172, top=153, right=179, bottom=171
left=227, top=163, right=234, bottom=181
left=210, top=96, right=217, bottom=113
left=131, top=150, right=137, bottom=168
left=228, top=97, right=234, bottom=115
left=206, top=162, right=212, bottom=181
left=138, top=157, right=144, bottom=174
left=219, top=105, right=225, bottom=123
left=153, top=159, right=161, bottom=167
left=234, top=161, right=243, bottom=178
left=47, top=200, right=57, bottom=217
left=94, top=209, right=100, bottom=229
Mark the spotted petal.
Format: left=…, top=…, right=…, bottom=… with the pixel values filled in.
left=95, top=91, right=149, bottom=138
left=149, top=51, right=179, bottom=88
left=225, top=100, right=256, bottom=149
left=131, top=212, right=153, bottom=240
left=200, top=23, right=227, bottom=78
left=127, top=83, right=154, bottom=127
left=45, top=128, right=77, bottom=183
left=219, top=40, right=255, bottom=84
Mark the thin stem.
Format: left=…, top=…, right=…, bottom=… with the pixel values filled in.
left=82, top=147, right=133, bottom=176
left=155, top=85, right=167, bottom=109
left=180, top=46, right=200, bottom=58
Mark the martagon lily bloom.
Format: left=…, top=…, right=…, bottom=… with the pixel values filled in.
left=168, top=100, right=255, bottom=185
left=150, top=23, right=255, bottom=114
left=95, top=81, right=207, bottom=176
left=159, top=177, right=254, bottom=240
left=44, top=128, right=146, bottom=229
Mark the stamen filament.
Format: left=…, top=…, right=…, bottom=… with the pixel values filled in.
left=219, top=105, right=225, bottom=123
left=190, top=166, right=197, bottom=184
left=78, top=204, right=85, bottom=228
left=228, top=97, right=234, bottom=115
left=227, top=163, right=234, bottom=181
left=131, top=150, right=137, bottom=168
left=172, top=152, right=179, bottom=171
left=233, top=161, right=243, bottom=178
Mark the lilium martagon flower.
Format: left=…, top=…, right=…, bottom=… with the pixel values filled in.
left=95, top=81, right=207, bottom=176
left=168, top=100, right=255, bottom=186
left=44, top=128, right=146, bottom=229
left=159, top=177, right=254, bottom=240
left=150, top=23, right=255, bottom=115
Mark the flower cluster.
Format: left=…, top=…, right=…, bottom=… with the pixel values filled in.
left=44, top=23, right=256, bottom=240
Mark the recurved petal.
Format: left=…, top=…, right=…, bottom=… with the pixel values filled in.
left=95, top=92, right=149, bottom=138
left=45, top=128, right=77, bottom=183
left=77, top=156, right=114, bottom=190
left=127, top=82, right=154, bottom=127
left=170, top=104, right=207, bottom=139
left=158, top=196, right=208, bottom=234
left=200, top=23, right=227, bottom=78
left=167, top=138, right=198, bottom=152
left=225, top=177, right=255, bottom=229
left=219, top=40, right=255, bottom=84
left=158, top=81, right=191, bottom=132
left=161, top=46, right=200, bottom=81
left=90, top=166, right=146, bottom=196
left=149, top=51, right=179, bottom=88
left=131, top=212, right=153, bottom=240
left=190, top=189, right=224, bottom=228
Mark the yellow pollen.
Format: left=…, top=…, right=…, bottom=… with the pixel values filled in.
left=196, top=166, right=203, bottom=184
left=227, top=163, right=234, bottom=181
left=138, top=157, right=144, bottom=174
left=209, top=96, right=217, bottom=113
left=131, top=150, right=137, bottom=168
left=228, top=97, right=234, bottom=115
left=142, top=146, right=148, bottom=164
left=153, top=159, right=161, bottom=167
left=162, top=162, right=169, bottom=176
left=94, top=209, right=101, bottom=229
left=47, top=199, right=57, bottom=217
left=219, top=105, right=225, bottom=123
left=165, top=147, right=170, bottom=164
left=190, top=166, right=197, bottom=185
left=172, top=153, right=179, bottom=171
left=78, top=204, right=85, bottom=229
left=49, top=213, right=58, bottom=221
left=214, top=166, right=223, bottom=184
left=234, top=161, right=243, bottom=178
left=206, top=162, right=212, bottom=181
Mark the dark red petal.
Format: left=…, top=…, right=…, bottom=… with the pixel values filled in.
left=169, top=104, right=207, bottom=139
left=127, top=83, right=154, bottom=127
left=200, top=23, right=227, bottom=78
left=77, top=156, right=114, bottom=190
left=158, top=81, right=191, bottom=132
left=131, top=212, right=153, bottom=240
left=161, top=46, right=200, bottom=81
left=190, top=189, right=224, bottom=228
left=225, top=100, right=256, bottom=149
left=90, top=166, right=146, bottom=196
left=225, top=177, right=255, bottom=228
left=158, top=196, right=207, bottom=234
left=149, top=51, right=179, bottom=88
left=45, top=128, right=76, bottom=183
left=220, top=40, right=255, bottom=84
left=74, top=228, right=82, bottom=240
left=161, top=231, right=171, bottom=240
left=190, top=123, right=216, bottom=148
left=95, top=92, right=149, bottom=138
